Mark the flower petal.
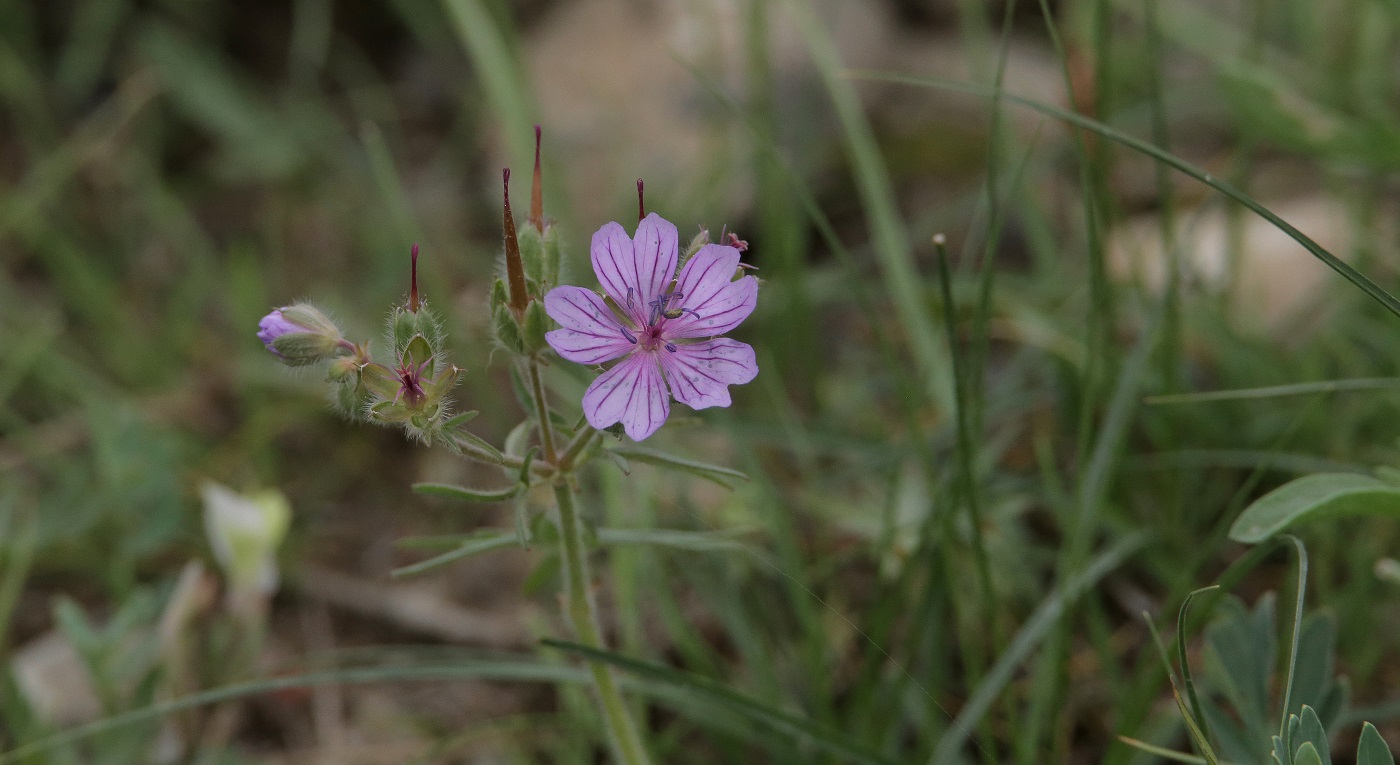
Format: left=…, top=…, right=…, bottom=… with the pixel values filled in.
left=544, top=286, right=635, bottom=364
left=588, top=214, right=679, bottom=325
left=631, top=213, right=679, bottom=309
left=660, top=338, right=758, bottom=410
left=664, top=244, right=757, bottom=338
left=590, top=221, right=636, bottom=309
left=582, top=351, right=670, bottom=441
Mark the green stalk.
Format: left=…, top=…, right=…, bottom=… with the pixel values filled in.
left=526, top=354, right=648, bottom=764
left=552, top=481, right=652, bottom=765
left=527, top=359, right=558, bottom=463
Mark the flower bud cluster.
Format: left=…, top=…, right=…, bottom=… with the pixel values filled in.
left=491, top=127, right=562, bottom=358
left=257, top=243, right=461, bottom=444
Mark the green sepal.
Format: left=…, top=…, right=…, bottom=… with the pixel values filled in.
left=523, top=300, right=549, bottom=354
left=389, top=302, right=445, bottom=360
left=327, top=356, right=359, bottom=383
left=331, top=378, right=368, bottom=421
left=422, top=364, right=461, bottom=407
left=490, top=277, right=510, bottom=311
left=279, top=303, right=341, bottom=336
left=518, top=225, right=546, bottom=288
left=542, top=224, right=562, bottom=286
left=270, top=331, right=341, bottom=366
left=493, top=303, right=523, bottom=354
left=403, top=334, right=434, bottom=374
left=361, top=362, right=400, bottom=400
left=369, top=400, right=414, bottom=423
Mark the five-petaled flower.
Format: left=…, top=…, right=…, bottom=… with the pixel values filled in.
left=544, top=214, right=758, bottom=441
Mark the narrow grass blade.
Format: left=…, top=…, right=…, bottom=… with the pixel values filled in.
left=785, top=0, right=953, bottom=413
left=1116, top=736, right=1212, bottom=765
left=543, top=639, right=901, bottom=765
left=390, top=531, right=519, bottom=578
left=854, top=71, right=1400, bottom=320
left=440, top=0, right=534, bottom=164
left=927, top=531, right=1150, bottom=765
left=1177, top=586, right=1221, bottom=746
left=1143, top=613, right=1222, bottom=765
left=1146, top=378, right=1400, bottom=405
left=1279, top=536, right=1309, bottom=732
left=0, top=660, right=590, bottom=763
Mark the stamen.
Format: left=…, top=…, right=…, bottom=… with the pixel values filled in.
left=621, top=327, right=638, bottom=344
left=664, top=343, right=677, bottom=353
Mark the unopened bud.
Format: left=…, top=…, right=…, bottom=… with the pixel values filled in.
left=257, top=304, right=346, bottom=366
left=327, top=356, right=359, bottom=383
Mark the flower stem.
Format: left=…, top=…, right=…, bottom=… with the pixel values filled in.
left=558, top=425, right=600, bottom=471
left=552, top=481, right=652, bottom=765
left=527, top=359, right=558, bottom=463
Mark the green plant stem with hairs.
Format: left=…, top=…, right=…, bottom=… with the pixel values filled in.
left=527, top=352, right=652, bottom=765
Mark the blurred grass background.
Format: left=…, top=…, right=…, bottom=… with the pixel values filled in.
left=5, top=0, right=1400, bottom=762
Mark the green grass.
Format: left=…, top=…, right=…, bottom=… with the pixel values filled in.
left=5, top=0, right=1400, bottom=762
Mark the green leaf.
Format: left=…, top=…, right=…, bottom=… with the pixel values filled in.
left=1296, top=706, right=1331, bottom=765
left=451, top=432, right=505, bottom=464
left=543, top=640, right=901, bottom=765
left=1205, top=594, right=1275, bottom=743
left=412, top=482, right=521, bottom=503
left=607, top=445, right=749, bottom=489
left=1294, top=742, right=1325, bottom=765
left=1228, top=474, right=1400, bottom=544
left=1357, top=722, right=1396, bottom=765
left=391, top=530, right=518, bottom=577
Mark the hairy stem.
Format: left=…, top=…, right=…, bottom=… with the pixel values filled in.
left=527, top=359, right=558, bottom=463
left=553, top=482, right=652, bottom=765
left=558, top=425, right=600, bottom=471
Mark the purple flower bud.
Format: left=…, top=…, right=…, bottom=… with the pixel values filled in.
left=257, top=303, right=346, bottom=366
left=257, top=310, right=301, bottom=357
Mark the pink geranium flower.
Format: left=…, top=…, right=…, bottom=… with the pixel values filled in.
left=544, top=214, right=759, bottom=441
